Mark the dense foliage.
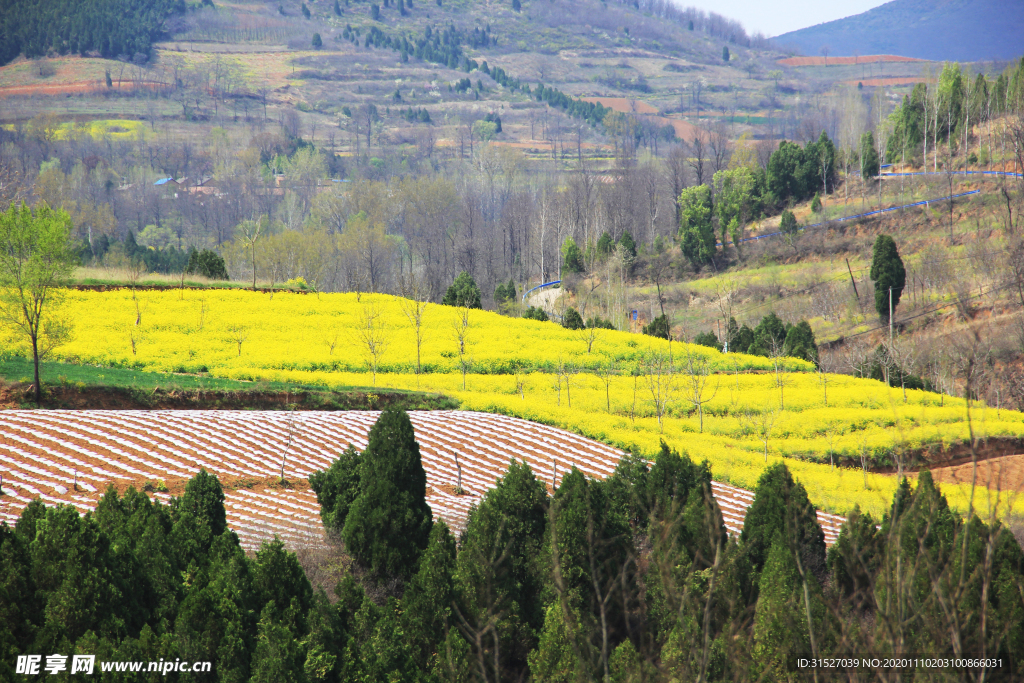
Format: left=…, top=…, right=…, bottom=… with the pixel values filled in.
left=441, top=271, right=482, bottom=309
left=0, top=0, right=185, bottom=66
left=5, top=437, right=1023, bottom=681
left=697, top=313, right=819, bottom=364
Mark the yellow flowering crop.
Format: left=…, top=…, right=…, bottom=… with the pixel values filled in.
left=25, top=288, right=1022, bottom=521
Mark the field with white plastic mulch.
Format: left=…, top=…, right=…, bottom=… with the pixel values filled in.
left=0, top=410, right=846, bottom=550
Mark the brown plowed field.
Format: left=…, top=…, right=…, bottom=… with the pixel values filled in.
left=843, top=77, right=929, bottom=87
left=778, top=55, right=926, bottom=67
left=930, top=454, right=1024, bottom=496
left=582, top=97, right=660, bottom=115
left=0, top=410, right=845, bottom=549
left=0, top=80, right=165, bottom=98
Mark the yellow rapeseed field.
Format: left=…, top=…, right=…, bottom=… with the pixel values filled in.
left=26, top=288, right=1023, bottom=520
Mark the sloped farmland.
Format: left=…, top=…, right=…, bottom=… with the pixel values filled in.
left=0, top=410, right=845, bottom=549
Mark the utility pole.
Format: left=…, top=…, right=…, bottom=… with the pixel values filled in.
left=889, top=287, right=893, bottom=345
left=846, top=258, right=860, bottom=300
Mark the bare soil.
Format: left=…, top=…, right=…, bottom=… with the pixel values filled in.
left=778, top=55, right=926, bottom=67
left=0, top=81, right=163, bottom=97
left=929, top=454, right=1024, bottom=494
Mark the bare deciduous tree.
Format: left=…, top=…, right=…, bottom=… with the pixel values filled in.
left=451, top=306, right=472, bottom=390
left=399, top=274, right=429, bottom=376
left=681, top=346, right=719, bottom=433
left=356, top=301, right=390, bottom=386
left=643, top=347, right=676, bottom=432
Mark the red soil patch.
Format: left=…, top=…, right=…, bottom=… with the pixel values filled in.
left=929, top=454, right=1024, bottom=494
left=0, top=80, right=165, bottom=98
left=778, top=54, right=926, bottom=67
left=843, top=77, right=928, bottom=87
left=582, top=97, right=660, bottom=115
left=653, top=117, right=700, bottom=141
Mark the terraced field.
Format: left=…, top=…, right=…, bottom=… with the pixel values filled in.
left=0, top=410, right=845, bottom=549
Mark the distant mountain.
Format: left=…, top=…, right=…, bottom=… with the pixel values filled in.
left=774, top=0, right=1024, bottom=62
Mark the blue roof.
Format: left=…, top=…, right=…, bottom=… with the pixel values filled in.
left=154, top=177, right=174, bottom=186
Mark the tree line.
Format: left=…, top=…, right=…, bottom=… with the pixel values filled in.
left=3, top=406, right=1022, bottom=681
left=0, top=0, right=186, bottom=66
left=886, top=58, right=1024, bottom=165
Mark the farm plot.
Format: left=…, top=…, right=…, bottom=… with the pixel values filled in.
left=0, top=409, right=844, bottom=548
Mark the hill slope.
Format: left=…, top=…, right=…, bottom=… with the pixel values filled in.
left=774, top=0, right=1024, bottom=62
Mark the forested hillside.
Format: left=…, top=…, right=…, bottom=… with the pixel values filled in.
left=0, top=0, right=184, bottom=66
left=774, top=0, right=1024, bottom=61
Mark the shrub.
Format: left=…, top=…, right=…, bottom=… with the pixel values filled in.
left=562, top=307, right=584, bottom=330
left=442, top=271, right=482, bottom=309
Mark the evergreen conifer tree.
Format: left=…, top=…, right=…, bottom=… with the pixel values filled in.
left=172, top=468, right=228, bottom=566
left=860, top=131, right=880, bottom=179
left=252, top=539, right=313, bottom=620
left=617, top=231, right=637, bottom=260
left=642, top=314, right=671, bottom=340
left=402, top=519, right=457, bottom=669
left=561, top=237, right=585, bottom=274
left=783, top=320, right=818, bottom=364
left=869, top=234, right=906, bottom=323
left=343, top=407, right=433, bottom=581
left=302, top=591, right=340, bottom=683
left=309, top=444, right=362, bottom=533
left=678, top=184, right=717, bottom=267
left=562, top=306, right=585, bottom=330
left=752, top=532, right=825, bottom=679
left=442, top=271, right=482, bottom=308
left=250, top=601, right=306, bottom=683
left=455, top=460, right=548, bottom=675
left=740, top=463, right=826, bottom=578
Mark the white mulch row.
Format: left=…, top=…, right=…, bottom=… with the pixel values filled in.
left=0, top=410, right=847, bottom=549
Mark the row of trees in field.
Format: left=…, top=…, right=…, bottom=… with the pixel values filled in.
left=885, top=58, right=1024, bottom=166
left=0, top=0, right=185, bottom=66
left=4, top=407, right=1022, bottom=681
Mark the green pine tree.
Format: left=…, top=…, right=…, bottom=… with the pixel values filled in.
left=752, top=532, right=827, bottom=680
left=172, top=468, right=229, bottom=567
left=309, top=444, right=362, bottom=533
left=342, top=407, right=433, bottom=581
left=740, top=462, right=826, bottom=578
left=783, top=320, right=818, bottom=364
left=562, top=306, right=585, bottom=330
left=250, top=601, right=306, bottom=683
left=860, top=131, right=880, bottom=179
left=455, top=460, right=549, bottom=676
left=442, top=271, right=482, bottom=308
left=302, top=592, right=340, bottom=683
left=402, top=519, right=457, bottom=669
left=779, top=209, right=798, bottom=236
left=561, top=237, right=585, bottom=274
left=642, top=314, right=671, bottom=340
left=252, top=539, right=313, bottom=620
left=617, top=231, right=637, bottom=260
left=869, top=234, right=906, bottom=323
